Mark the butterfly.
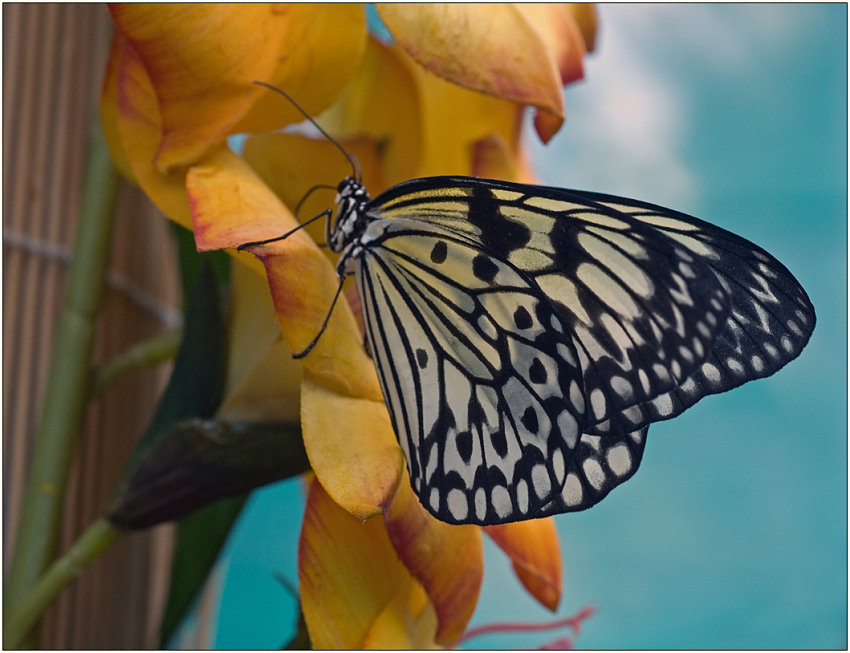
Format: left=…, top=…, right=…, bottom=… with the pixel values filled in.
left=240, top=85, right=816, bottom=526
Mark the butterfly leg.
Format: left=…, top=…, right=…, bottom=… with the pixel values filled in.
left=292, top=274, right=347, bottom=359
left=236, top=209, right=332, bottom=251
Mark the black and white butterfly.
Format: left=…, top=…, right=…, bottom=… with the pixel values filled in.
left=241, top=86, right=815, bottom=526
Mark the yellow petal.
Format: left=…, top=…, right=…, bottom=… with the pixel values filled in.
left=377, top=4, right=564, bottom=118
left=319, top=37, right=422, bottom=188
left=384, top=469, right=483, bottom=645
left=110, top=3, right=367, bottom=171
left=485, top=518, right=563, bottom=611
left=301, top=377, right=402, bottom=519
left=396, top=43, right=524, bottom=177
left=110, top=31, right=194, bottom=229
left=299, top=477, right=412, bottom=648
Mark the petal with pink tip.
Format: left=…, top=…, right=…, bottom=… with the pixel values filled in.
left=486, top=518, right=563, bottom=612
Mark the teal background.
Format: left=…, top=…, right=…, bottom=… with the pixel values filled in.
left=209, top=4, right=847, bottom=649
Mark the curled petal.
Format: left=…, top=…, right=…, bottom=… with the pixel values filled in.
left=566, top=3, right=599, bottom=52
left=301, top=378, right=402, bottom=519
left=299, top=477, right=412, bottom=648
left=486, top=518, right=563, bottom=611
left=384, top=470, right=483, bottom=645
left=519, top=4, right=587, bottom=86
left=378, top=4, right=564, bottom=121
left=110, top=3, right=367, bottom=171
left=108, top=31, right=193, bottom=229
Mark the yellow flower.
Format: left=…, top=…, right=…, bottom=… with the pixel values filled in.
left=101, top=3, right=595, bottom=647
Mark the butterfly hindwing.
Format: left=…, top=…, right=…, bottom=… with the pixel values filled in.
left=354, top=219, right=586, bottom=524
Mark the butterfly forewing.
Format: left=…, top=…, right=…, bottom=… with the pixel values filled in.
left=566, top=191, right=817, bottom=436
left=371, top=178, right=736, bottom=434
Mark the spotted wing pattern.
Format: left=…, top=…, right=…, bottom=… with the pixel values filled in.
left=347, top=176, right=814, bottom=525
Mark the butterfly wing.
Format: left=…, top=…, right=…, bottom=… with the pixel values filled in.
left=354, top=220, right=588, bottom=524
left=356, top=176, right=814, bottom=524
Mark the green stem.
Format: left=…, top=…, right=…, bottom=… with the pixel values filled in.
left=90, top=329, right=183, bottom=397
left=4, top=121, right=120, bottom=634
left=3, top=520, right=123, bottom=649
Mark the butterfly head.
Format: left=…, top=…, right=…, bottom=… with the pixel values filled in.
left=328, top=176, right=371, bottom=252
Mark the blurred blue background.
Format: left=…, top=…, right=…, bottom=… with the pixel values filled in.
left=208, top=4, right=846, bottom=649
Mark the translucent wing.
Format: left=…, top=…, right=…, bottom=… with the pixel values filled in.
left=355, top=220, right=589, bottom=524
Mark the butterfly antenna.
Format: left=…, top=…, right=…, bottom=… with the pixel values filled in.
left=254, top=80, right=361, bottom=180
left=294, top=183, right=338, bottom=219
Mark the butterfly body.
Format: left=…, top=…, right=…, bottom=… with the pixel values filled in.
left=309, top=174, right=814, bottom=525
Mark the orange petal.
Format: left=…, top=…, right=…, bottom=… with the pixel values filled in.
left=361, top=581, right=438, bottom=649
left=110, top=4, right=367, bottom=171
left=187, top=145, right=296, bottom=251
left=519, top=4, right=587, bottom=86
left=378, top=4, right=564, bottom=119
left=384, top=469, right=483, bottom=645
left=110, top=30, right=193, bottom=229
left=519, top=4, right=589, bottom=142
left=485, top=518, right=563, bottom=611
left=299, top=477, right=412, bottom=648
left=301, top=377, right=402, bottom=519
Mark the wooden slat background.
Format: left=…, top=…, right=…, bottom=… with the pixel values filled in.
left=3, top=4, right=186, bottom=648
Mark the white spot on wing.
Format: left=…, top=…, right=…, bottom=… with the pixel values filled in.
left=448, top=489, right=468, bottom=520
left=590, top=389, right=607, bottom=420
left=582, top=458, right=606, bottom=490
left=561, top=473, right=583, bottom=506
left=606, top=444, right=633, bottom=477
left=492, top=485, right=512, bottom=519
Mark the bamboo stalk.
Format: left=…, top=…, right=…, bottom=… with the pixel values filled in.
left=4, top=121, right=121, bottom=635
